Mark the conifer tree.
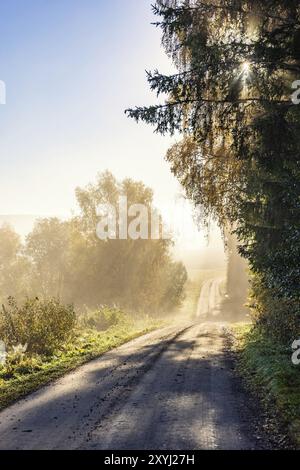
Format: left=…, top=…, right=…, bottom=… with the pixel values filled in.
left=127, top=1, right=300, bottom=341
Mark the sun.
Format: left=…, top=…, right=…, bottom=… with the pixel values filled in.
left=242, top=61, right=250, bottom=73
left=241, top=61, right=251, bottom=77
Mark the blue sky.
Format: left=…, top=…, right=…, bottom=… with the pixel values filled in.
left=0, top=0, right=179, bottom=216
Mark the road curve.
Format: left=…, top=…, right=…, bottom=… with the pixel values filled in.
left=0, top=321, right=270, bottom=450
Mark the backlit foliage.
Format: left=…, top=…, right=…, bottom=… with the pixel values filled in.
left=127, top=0, right=300, bottom=341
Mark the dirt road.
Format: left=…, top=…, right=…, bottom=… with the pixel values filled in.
left=196, top=277, right=225, bottom=319
left=0, top=281, right=270, bottom=450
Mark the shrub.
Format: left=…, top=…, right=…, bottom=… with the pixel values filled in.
left=249, top=275, right=300, bottom=344
left=81, top=306, right=129, bottom=331
left=0, top=297, right=76, bottom=355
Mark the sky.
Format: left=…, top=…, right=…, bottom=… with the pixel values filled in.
left=0, top=0, right=179, bottom=216
left=0, top=0, right=226, bottom=259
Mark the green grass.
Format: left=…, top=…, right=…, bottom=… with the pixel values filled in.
left=0, top=320, right=161, bottom=412
left=232, top=324, right=300, bottom=448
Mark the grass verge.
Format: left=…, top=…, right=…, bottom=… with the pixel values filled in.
left=0, top=321, right=161, bottom=412
left=231, top=324, right=300, bottom=448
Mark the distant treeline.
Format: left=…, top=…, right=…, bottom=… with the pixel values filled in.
left=0, top=172, right=187, bottom=315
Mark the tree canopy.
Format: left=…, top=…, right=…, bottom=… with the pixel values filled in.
left=127, top=0, right=300, bottom=341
